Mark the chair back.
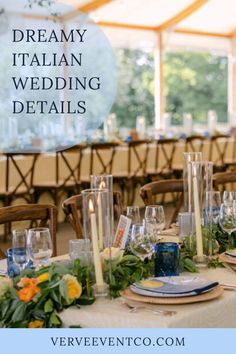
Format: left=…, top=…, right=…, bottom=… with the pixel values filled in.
left=140, top=179, right=184, bottom=227
left=213, top=171, right=236, bottom=191
left=152, top=138, right=177, bottom=177
left=127, top=140, right=150, bottom=178
left=55, top=144, right=85, bottom=191
left=209, top=134, right=229, bottom=171
left=185, top=135, right=206, bottom=153
left=90, top=142, right=119, bottom=175
left=0, top=204, right=58, bottom=256
left=1, top=153, right=38, bottom=201
left=62, top=191, right=123, bottom=239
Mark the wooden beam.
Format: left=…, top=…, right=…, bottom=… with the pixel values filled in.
left=63, top=0, right=113, bottom=21
left=97, top=21, right=156, bottom=32
left=156, top=0, right=208, bottom=31
left=175, top=28, right=231, bottom=39
left=230, top=28, right=236, bottom=38
left=95, top=21, right=230, bottom=39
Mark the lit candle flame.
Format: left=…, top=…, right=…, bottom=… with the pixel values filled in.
left=99, top=180, right=106, bottom=189
left=89, top=198, right=94, bottom=213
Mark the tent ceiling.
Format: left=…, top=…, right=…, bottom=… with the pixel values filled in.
left=1, top=0, right=235, bottom=51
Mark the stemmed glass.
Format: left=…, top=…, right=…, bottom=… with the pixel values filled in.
left=144, top=205, right=165, bottom=237
left=129, top=224, right=154, bottom=261
left=28, top=228, right=53, bottom=268
left=126, top=206, right=141, bottom=224
left=12, top=229, right=29, bottom=272
left=205, top=191, right=221, bottom=256
left=223, top=191, right=236, bottom=205
left=205, top=191, right=221, bottom=225
left=219, top=202, right=236, bottom=250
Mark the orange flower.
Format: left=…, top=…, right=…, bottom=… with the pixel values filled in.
left=17, top=277, right=40, bottom=303
left=17, top=277, right=38, bottom=288
left=28, top=320, right=44, bottom=328
left=18, top=285, right=40, bottom=303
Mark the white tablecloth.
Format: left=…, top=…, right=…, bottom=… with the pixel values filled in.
left=1, top=257, right=236, bottom=328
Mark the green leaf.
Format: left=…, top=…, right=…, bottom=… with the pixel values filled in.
left=12, top=302, right=27, bottom=322
left=59, top=280, right=69, bottom=303
left=49, top=311, right=61, bottom=326
left=44, top=299, right=54, bottom=313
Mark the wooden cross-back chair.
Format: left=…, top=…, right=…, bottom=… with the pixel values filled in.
left=34, top=144, right=85, bottom=207
left=140, top=179, right=184, bottom=228
left=148, top=138, right=178, bottom=180
left=185, top=135, right=206, bottom=153
left=0, top=152, right=38, bottom=206
left=89, top=142, right=119, bottom=176
left=225, top=133, right=236, bottom=170
left=209, top=134, right=230, bottom=172
left=213, top=171, right=236, bottom=192
left=62, top=191, right=123, bottom=239
left=0, top=204, right=58, bottom=257
left=124, top=139, right=150, bottom=205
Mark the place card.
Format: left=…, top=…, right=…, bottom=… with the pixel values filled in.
left=113, top=216, right=131, bottom=249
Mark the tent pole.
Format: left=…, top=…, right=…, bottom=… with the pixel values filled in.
left=154, top=31, right=165, bottom=130
left=228, top=38, right=236, bottom=125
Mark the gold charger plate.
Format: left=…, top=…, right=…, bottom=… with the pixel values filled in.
left=219, top=253, right=236, bottom=265
left=121, top=285, right=223, bottom=305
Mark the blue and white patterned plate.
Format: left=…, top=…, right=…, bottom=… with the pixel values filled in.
left=130, top=276, right=219, bottom=298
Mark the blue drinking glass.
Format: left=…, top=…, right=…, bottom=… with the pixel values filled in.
left=7, top=248, right=33, bottom=278
left=154, top=242, right=179, bottom=277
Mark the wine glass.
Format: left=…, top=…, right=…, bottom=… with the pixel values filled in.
left=129, top=223, right=154, bottom=261
left=12, top=229, right=29, bottom=272
left=144, top=205, right=165, bottom=234
left=126, top=206, right=141, bottom=224
left=223, top=191, right=236, bottom=205
left=28, top=228, right=53, bottom=268
left=219, top=203, right=236, bottom=249
left=205, top=191, right=221, bottom=225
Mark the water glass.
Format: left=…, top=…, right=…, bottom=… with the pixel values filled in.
left=69, top=239, right=92, bottom=266
left=28, top=228, right=53, bottom=268
left=178, top=212, right=195, bottom=238
left=126, top=206, right=141, bottom=224
left=144, top=205, right=165, bottom=233
left=7, top=248, right=33, bottom=278
left=154, top=242, right=179, bottom=277
left=12, top=229, right=29, bottom=272
left=130, top=224, right=154, bottom=261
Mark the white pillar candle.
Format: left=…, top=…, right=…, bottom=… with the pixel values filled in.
left=89, top=199, right=104, bottom=287
left=192, top=175, right=204, bottom=258
left=187, top=161, right=192, bottom=213
left=98, top=182, right=106, bottom=250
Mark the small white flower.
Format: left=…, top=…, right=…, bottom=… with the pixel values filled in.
left=100, top=247, right=124, bottom=262
left=0, top=277, right=13, bottom=302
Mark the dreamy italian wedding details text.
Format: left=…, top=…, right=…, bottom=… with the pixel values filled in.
left=11, top=29, right=101, bottom=115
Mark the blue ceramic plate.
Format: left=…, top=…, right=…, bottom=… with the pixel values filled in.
left=130, top=276, right=219, bottom=298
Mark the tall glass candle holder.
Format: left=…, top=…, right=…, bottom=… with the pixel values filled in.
left=201, top=161, right=213, bottom=220
left=90, top=175, right=114, bottom=242
left=82, top=188, right=111, bottom=297
left=183, top=152, right=202, bottom=213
